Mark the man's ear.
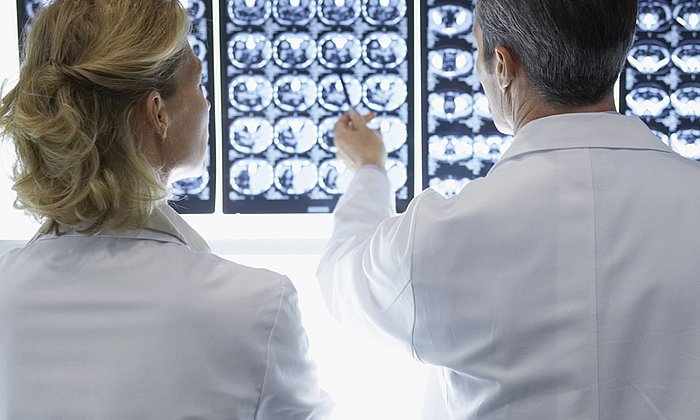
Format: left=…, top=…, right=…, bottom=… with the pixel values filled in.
left=494, top=45, right=517, bottom=92
left=144, top=90, right=169, bottom=141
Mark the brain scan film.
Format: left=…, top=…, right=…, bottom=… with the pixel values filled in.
left=229, top=33, right=273, bottom=69
left=363, top=0, right=407, bottom=26
left=229, top=0, right=271, bottom=26
left=622, top=0, right=700, bottom=163
left=222, top=0, right=413, bottom=213
left=16, top=0, right=217, bottom=213
left=230, top=117, right=275, bottom=154
left=318, top=0, right=362, bottom=25
left=274, top=33, right=317, bottom=69
left=318, top=75, right=363, bottom=111
left=422, top=0, right=513, bottom=198
left=273, top=0, right=316, bottom=25
left=319, top=159, right=353, bottom=194
left=21, top=0, right=51, bottom=21
left=230, top=159, right=275, bottom=196
left=363, top=33, right=408, bottom=68
left=318, top=33, right=363, bottom=69
left=274, top=117, right=318, bottom=153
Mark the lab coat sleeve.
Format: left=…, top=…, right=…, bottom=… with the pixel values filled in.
left=255, top=277, right=334, bottom=420
left=317, top=165, right=427, bottom=351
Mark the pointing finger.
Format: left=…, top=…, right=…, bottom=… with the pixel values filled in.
left=348, top=109, right=366, bottom=129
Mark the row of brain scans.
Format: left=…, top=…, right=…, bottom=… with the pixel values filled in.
left=16, top=0, right=700, bottom=214
left=622, top=0, right=699, bottom=161
left=229, top=32, right=408, bottom=70
left=227, top=0, right=407, bottom=26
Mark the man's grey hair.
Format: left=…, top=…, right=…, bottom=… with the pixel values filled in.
left=475, top=0, right=638, bottom=107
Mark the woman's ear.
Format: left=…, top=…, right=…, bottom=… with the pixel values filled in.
left=136, top=91, right=170, bottom=172
left=144, top=90, right=169, bottom=141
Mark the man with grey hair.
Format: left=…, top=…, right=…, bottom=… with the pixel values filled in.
left=318, top=0, right=700, bottom=418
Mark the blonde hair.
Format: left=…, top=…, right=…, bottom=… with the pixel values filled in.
left=0, top=0, right=192, bottom=234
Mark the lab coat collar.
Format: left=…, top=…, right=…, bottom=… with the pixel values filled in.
left=29, top=204, right=212, bottom=253
left=493, top=112, right=672, bottom=170
left=141, top=204, right=212, bottom=253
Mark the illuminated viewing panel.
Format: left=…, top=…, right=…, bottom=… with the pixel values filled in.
left=421, top=0, right=513, bottom=197
left=221, top=0, right=414, bottom=213
left=16, top=2, right=697, bottom=215
left=622, top=0, right=699, bottom=160
left=16, top=0, right=217, bottom=214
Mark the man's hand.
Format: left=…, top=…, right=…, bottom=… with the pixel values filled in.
left=333, top=110, right=387, bottom=171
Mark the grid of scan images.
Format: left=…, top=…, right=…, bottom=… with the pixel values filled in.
left=621, top=0, right=699, bottom=159
left=421, top=0, right=513, bottom=197
left=17, top=1, right=696, bottom=215
left=15, top=0, right=217, bottom=213
left=221, top=0, right=414, bottom=213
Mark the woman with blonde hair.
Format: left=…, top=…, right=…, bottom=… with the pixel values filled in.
left=0, top=0, right=331, bottom=418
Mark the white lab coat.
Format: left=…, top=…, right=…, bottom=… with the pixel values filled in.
left=318, top=112, right=700, bottom=419
left=0, top=205, right=332, bottom=420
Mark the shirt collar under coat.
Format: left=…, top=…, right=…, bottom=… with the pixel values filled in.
left=491, top=112, right=673, bottom=172
left=29, top=204, right=212, bottom=253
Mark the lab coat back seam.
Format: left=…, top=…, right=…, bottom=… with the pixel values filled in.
left=588, top=148, right=602, bottom=420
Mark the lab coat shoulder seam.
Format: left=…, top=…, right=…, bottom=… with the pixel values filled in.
left=407, top=189, right=438, bottom=363
left=253, top=275, right=287, bottom=419
left=29, top=231, right=187, bottom=248
left=494, top=145, right=674, bottom=175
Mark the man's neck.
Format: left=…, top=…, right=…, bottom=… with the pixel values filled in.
left=512, top=95, right=617, bottom=134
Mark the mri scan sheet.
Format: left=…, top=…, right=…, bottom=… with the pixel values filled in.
left=621, top=0, right=699, bottom=160
left=221, top=0, right=414, bottom=213
left=16, top=0, right=217, bottom=214
left=421, top=0, right=513, bottom=198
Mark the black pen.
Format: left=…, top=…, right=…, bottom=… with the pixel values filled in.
left=336, top=72, right=355, bottom=114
